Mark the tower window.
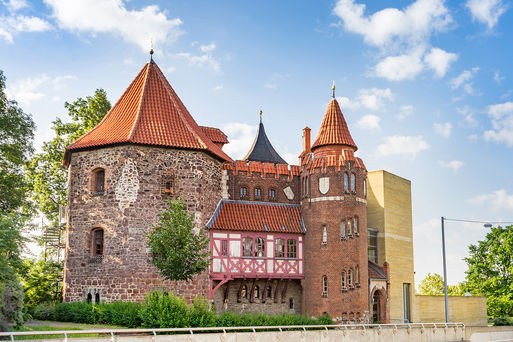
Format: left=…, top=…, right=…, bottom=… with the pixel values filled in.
left=240, top=187, right=248, bottom=199
left=348, top=269, right=353, bottom=287
left=340, top=221, right=345, bottom=239
left=341, top=271, right=347, bottom=290
left=268, top=188, right=276, bottom=201
left=254, top=187, right=262, bottom=200
left=344, top=173, right=349, bottom=192
left=355, top=266, right=359, bottom=286
left=353, top=216, right=359, bottom=235
left=347, top=220, right=352, bottom=237
left=255, top=237, right=265, bottom=257
left=322, top=225, right=327, bottom=244
left=92, top=228, right=104, bottom=256
left=350, top=173, right=356, bottom=193
left=243, top=237, right=253, bottom=257
left=275, top=238, right=285, bottom=257
left=322, top=276, right=328, bottom=295
left=287, top=239, right=297, bottom=258
left=92, top=168, right=105, bottom=193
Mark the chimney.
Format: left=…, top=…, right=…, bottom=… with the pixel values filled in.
left=302, top=126, right=311, bottom=154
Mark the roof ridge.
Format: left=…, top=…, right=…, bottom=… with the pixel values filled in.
left=222, top=199, right=301, bottom=208
left=128, top=63, right=151, bottom=142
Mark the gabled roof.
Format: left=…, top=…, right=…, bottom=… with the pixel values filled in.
left=311, top=98, right=357, bottom=151
left=368, top=260, right=387, bottom=280
left=64, top=60, right=232, bottom=163
left=207, top=200, right=305, bottom=234
left=199, top=126, right=229, bottom=144
left=243, top=119, right=287, bottom=164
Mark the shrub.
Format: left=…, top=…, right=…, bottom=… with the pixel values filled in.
left=95, top=301, right=143, bottom=328
left=139, top=290, right=190, bottom=328
left=490, top=317, right=513, bottom=326
left=53, top=302, right=95, bottom=324
left=30, top=302, right=55, bottom=321
left=189, top=296, right=216, bottom=327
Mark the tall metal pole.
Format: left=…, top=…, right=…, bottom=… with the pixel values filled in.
left=441, top=216, right=449, bottom=323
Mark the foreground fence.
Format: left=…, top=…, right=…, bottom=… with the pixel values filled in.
left=1, top=322, right=466, bottom=342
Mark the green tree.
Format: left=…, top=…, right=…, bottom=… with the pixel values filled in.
left=417, top=273, right=464, bottom=296
left=22, top=259, right=63, bottom=305
left=147, top=198, right=210, bottom=291
left=464, top=225, right=513, bottom=317
left=26, top=89, right=111, bottom=222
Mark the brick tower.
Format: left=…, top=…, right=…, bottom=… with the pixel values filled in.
left=300, top=96, right=369, bottom=321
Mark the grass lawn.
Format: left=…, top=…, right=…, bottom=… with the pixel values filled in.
left=12, top=321, right=126, bottom=340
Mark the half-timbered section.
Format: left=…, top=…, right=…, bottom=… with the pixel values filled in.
left=207, top=200, right=305, bottom=314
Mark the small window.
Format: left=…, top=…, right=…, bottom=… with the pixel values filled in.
left=322, top=276, right=328, bottom=294
left=254, top=187, right=262, bottom=200
left=255, top=237, right=265, bottom=257
left=322, top=225, right=327, bottom=244
left=340, top=221, right=345, bottom=239
left=368, top=230, right=378, bottom=263
left=95, top=292, right=100, bottom=304
left=87, top=293, right=92, bottom=304
left=96, top=170, right=105, bottom=192
left=355, top=266, right=359, bottom=285
left=363, top=179, right=367, bottom=197
left=254, top=285, right=260, bottom=299
left=240, top=187, right=248, bottom=199
left=344, top=173, right=349, bottom=192
left=354, top=217, right=358, bottom=235
left=347, top=220, right=352, bottom=236
left=348, top=269, right=353, bottom=287
left=341, top=271, right=347, bottom=289
left=287, top=239, right=297, bottom=258
left=221, top=240, right=228, bottom=257
left=275, top=238, right=285, bottom=257
left=243, top=237, right=253, bottom=257
left=268, top=188, right=276, bottom=201
left=350, top=173, right=356, bottom=192
left=289, top=298, right=294, bottom=309
left=241, top=285, right=248, bottom=298
left=267, top=285, right=273, bottom=299
left=92, top=228, right=104, bottom=256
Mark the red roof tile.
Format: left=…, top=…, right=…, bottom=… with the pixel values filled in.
left=207, top=200, right=304, bottom=234
left=311, top=99, right=357, bottom=151
left=65, top=61, right=232, bottom=163
left=199, top=126, right=229, bottom=144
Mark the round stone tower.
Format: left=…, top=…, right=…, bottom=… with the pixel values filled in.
left=300, top=97, right=369, bottom=321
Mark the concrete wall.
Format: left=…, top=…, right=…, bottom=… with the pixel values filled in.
left=367, top=170, right=415, bottom=322
left=415, top=295, right=487, bottom=326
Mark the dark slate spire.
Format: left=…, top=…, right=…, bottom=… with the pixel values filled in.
left=243, top=112, right=287, bottom=164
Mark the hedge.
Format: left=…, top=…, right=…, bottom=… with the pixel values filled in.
left=29, top=290, right=332, bottom=329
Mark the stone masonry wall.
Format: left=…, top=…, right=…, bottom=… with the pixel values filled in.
left=63, top=144, right=223, bottom=303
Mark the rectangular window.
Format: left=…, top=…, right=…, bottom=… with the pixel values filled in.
left=368, top=229, right=378, bottom=263
left=287, top=239, right=297, bottom=258
left=347, top=220, right=352, bottom=236
left=353, top=217, right=358, bottom=234
left=322, top=226, right=327, bottom=244
left=275, top=238, right=285, bottom=257
left=341, top=272, right=346, bottom=289
left=221, top=240, right=228, bottom=257
left=323, top=276, right=328, bottom=294
left=268, top=189, right=276, bottom=201
left=341, top=221, right=345, bottom=239
left=255, top=237, right=265, bottom=257
left=350, top=173, right=356, bottom=192
left=96, top=170, right=105, bottom=192
left=242, top=237, right=253, bottom=257
left=403, top=283, right=411, bottom=323
left=240, top=187, right=247, bottom=198
left=254, top=188, right=262, bottom=200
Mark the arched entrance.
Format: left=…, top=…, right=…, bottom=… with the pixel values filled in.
left=372, top=289, right=385, bottom=323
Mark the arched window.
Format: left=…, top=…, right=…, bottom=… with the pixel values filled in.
left=322, top=225, right=327, bottom=244
left=350, top=173, right=356, bottom=192
left=341, top=271, right=347, bottom=290
left=266, top=285, right=273, bottom=299
left=275, top=238, right=285, bottom=257
left=254, top=187, right=262, bottom=200
left=355, top=266, right=359, bottom=285
left=353, top=216, right=358, bottom=235
left=93, top=168, right=105, bottom=193
left=287, top=239, right=297, bottom=258
left=240, top=187, right=248, bottom=199
left=87, top=293, right=92, bottom=304
left=268, top=188, right=276, bottom=201
left=95, top=292, right=100, bottom=304
left=348, top=269, right=353, bottom=287
left=254, top=285, right=260, bottom=299
left=344, top=173, right=349, bottom=192
left=347, top=220, right=352, bottom=237
left=255, top=237, right=265, bottom=257
left=243, top=237, right=253, bottom=257
left=322, top=276, right=328, bottom=295
left=92, top=228, right=104, bottom=256
left=340, top=221, right=345, bottom=239
left=241, top=285, right=247, bottom=298
left=363, top=179, right=367, bottom=197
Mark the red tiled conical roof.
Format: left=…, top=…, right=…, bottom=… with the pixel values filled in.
left=64, top=60, right=232, bottom=163
left=311, top=99, right=357, bottom=151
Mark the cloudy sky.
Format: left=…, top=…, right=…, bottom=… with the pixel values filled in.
left=1, top=0, right=513, bottom=286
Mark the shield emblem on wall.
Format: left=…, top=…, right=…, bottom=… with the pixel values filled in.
left=319, top=177, right=329, bottom=195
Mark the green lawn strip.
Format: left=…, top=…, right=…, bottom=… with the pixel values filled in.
left=13, top=322, right=125, bottom=340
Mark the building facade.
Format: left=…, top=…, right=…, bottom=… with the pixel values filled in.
left=63, top=58, right=395, bottom=322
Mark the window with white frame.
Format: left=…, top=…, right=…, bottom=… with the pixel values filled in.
left=255, top=237, right=265, bottom=257
left=322, top=225, right=327, bottom=244
left=340, top=221, right=345, bottom=239
left=341, top=271, right=347, bottom=290
left=275, top=238, right=285, bottom=257
left=350, top=173, right=356, bottom=192
left=344, top=173, right=349, bottom=192
left=347, top=220, right=352, bottom=236
left=287, top=239, right=297, bottom=258
left=242, top=237, right=253, bottom=257
left=322, top=276, right=328, bottom=295
left=348, top=269, right=353, bottom=287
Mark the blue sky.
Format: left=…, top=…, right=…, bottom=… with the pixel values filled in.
left=1, top=0, right=513, bottom=286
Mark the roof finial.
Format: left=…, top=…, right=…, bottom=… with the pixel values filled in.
left=149, top=38, right=154, bottom=62
left=259, top=110, right=263, bottom=123
left=332, top=80, right=336, bottom=99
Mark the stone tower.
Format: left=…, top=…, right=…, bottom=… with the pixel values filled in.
left=300, top=98, right=369, bottom=320
left=62, top=59, right=232, bottom=303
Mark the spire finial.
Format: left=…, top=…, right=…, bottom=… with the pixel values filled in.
left=259, top=110, right=263, bottom=123
left=149, top=38, right=154, bottom=61
left=332, top=81, right=336, bottom=99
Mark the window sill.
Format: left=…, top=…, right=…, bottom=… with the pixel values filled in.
left=91, top=191, right=105, bottom=196
left=321, top=292, right=328, bottom=297
left=349, top=285, right=355, bottom=290
left=355, top=283, right=360, bottom=288
left=341, top=288, right=347, bottom=292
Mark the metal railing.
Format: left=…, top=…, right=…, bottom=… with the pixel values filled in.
left=0, top=322, right=465, bottom=341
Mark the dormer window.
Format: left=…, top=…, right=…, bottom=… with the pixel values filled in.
left=254, top=187, right=262, bottom=200
left=240, top=187, right=248, bottom=199
left=268, top=188, right=276, bottom=201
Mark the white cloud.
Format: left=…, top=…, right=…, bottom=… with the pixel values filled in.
left=438, top=160, right=464, bottom=172
left=44, top=0, right=183, bottom=52
left=222, top=123, right=257, bottom=160
left=176, top=52, right=220, bottom=73
left=494, top=70, right=505, bottom=84
left=376, top=135, right=430, bottom=158
left=199, top=43, right=216, bottom=53
left=356, top=114, right=381, bottom=131
left=457, top=105, right=478, bottom=127
left=0, top=15, right=52, bottom=42
left=450, top=67, right=479, bottom=94
left=337, top=96, right=360, bottom=111
left=433, top=122, right=452, bottom=137
left=5, top=74, right=75, bottom=107
left=397, top=105, right=414, bottom=120
left=5, top=0, right=28, bottom=12
left=337, top=87, right=393, bottom=111
left=484, top=101, right=513, bottom=146
left=469, top=189, right=513, bottom=211
left=374, top=51, right=424, bottom=81
left=213, top=85, right=223, bottom=92
left=466, top=0, right=508, bottom=29
left=424, top=47, right=458, bottom=77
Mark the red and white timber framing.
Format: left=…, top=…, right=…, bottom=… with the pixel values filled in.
left=209, top=230, right=304, bottom=299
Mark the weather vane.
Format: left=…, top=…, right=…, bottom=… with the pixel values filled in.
left=259, top=110, right=263, bottom=123
left=149, top=38, right=154, bottom=61
left=332, top=81, right=336, bottom=98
